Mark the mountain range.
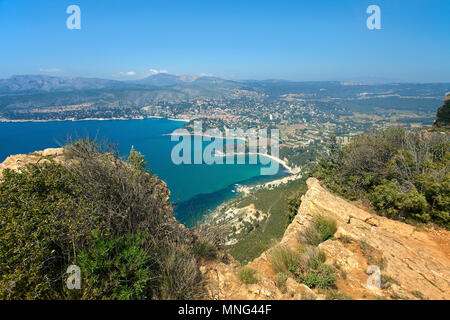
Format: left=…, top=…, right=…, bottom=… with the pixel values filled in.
left=0, top=74, right=449, bottom=118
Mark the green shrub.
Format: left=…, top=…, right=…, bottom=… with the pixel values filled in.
left=127, top=146, right=149, bottom=173
left=298, top=264, right=336, bottom=289
left=380, top=274, right=400, bottom=289
left=298, top=251, right=336, bottom=289
left=286, top=185, right=307, bottom=225
left=359, top=240, right=374, bottom=256
left=193, top=241, right=218, bottom=259
left=239, top=268, right=258, bottom=284
left=303, top=215, right=337, bottom=246
left=192, top=223, right=225, bottom=260
left=0, top=162, right=92, bottom=299
left=312, top=129, right=450, bottom=228
left=269, top=245, right=300, bottom=275
left=371, top=180, right=429, bottom=221
left=275, top=273, right=287, bottom=293
left=0, top=139, right=216, bottom=300
left=78, top=231, right=152, bottom=300
left=411, top=290, right=426, bottom=300
left=338, top=235, right=353, bottom=244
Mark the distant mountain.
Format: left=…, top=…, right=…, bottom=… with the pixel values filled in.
left=0, top=75, right=122, bottom=94
left=137, top=73, right=185, bottom=86
left=434, top=93, right=450, bottom=128
left=0, top=74, right=449, bottom=120
left=136, top=73, right=234, bottom=87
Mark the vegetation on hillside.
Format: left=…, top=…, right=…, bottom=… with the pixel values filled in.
left=433, top=95, right=450, bottom=129
left=268, top=215, right=339, bottom=292
left=0, top=139, right=222, bottom=299
left=227, top=178, right=307, bottom=264
left=312, top=128, right=449, bottom=228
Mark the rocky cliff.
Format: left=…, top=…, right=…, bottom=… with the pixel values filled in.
left=0, top=148, right=65, bottom=179
left=1, top=151, right=449, bottom=300
left=201, top=178, right=450, bottom=300
left=434, top=93, right=450, bottom=129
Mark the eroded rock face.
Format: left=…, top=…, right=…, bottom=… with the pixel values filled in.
left=201, top=178, right=450, bottom=300
left=2, top=150, right=448, bottom=300
left=0, top=148, right=65, bottom=179
left=292, top=178, right=449, bottom=299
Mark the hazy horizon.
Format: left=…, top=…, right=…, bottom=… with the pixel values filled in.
left=3, top=72, right=450, bottom=85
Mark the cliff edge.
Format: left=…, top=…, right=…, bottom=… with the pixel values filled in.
left=0, top=148, right=65, bottom=179
left=201, top=178, right=450, bottom=300
left=1, top=151, right=448, bottom=300
left=434, top=93, right=450, bottom=129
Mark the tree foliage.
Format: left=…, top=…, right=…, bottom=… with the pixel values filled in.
left=313, top=128, right=449, bottom=228
left=0, top=139, right=217, bottom=299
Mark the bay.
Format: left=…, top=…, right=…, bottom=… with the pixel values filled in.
left=0, top=118, right=288, bottom=225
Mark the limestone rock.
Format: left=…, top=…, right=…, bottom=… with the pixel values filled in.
left=0, top=148, right=65, bottom=179
left=201, top=177, right=450, bottom=300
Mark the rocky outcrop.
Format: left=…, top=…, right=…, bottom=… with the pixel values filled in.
left=201, top=178, right=450, bottom=300
left=434, top=93, right=450, bottom=129
left=2, top=150, right=448, bottom=300
left=0, top=148, right=65, bottom=179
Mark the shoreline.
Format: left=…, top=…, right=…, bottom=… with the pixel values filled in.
left=165, top=132, right=248, bottom=142
left=166, top=133, right=293, bottom=172
left=0, top=115, right=298, bottom=226
left=213, top=149, right=296, bottom=174
left=207, top=169, right=303, bottom=222
left=0, top=116, right=191, bottom=123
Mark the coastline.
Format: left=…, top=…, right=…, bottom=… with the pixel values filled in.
left=0, top=116, right=191, bottom=123
left=168, top=132, right=296, bottom=173
left=207, top=169, right=303, bottom=223
left=0, top=116, right=298, bottom=226
left=165, top=132, right=247, bottom=142
left=213, top=149, right=296, bottom=174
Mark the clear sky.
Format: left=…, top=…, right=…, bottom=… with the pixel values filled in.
left=1, top=0, right=449, bottom=82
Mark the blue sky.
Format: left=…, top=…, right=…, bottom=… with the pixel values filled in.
left=0, top=0, right=449, bottom=82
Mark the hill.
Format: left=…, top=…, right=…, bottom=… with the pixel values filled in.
left=201, top=178, right=450, bottom=300
left=0, top=74, right=448, bottom=121
left=434, top=93, right=450, bottom=128
left=1, top=144, right=449, bottom=300
left=0, top=141, right=224, bottom=299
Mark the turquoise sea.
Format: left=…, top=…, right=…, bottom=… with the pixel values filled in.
left=0, top=118, right=288, bottom=226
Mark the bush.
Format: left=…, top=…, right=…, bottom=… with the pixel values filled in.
left=127, top=146, right=149, bottom=173
left=371, top=180, right=429, bottom=221
left=380, top=274, right=400, bottom=290
left=269, top=245, right=300, bottom=275
left=298, top=253, right=336, bottom=289
left=157, top=243, right=202, bottom=300
left=313, top=129, right=450, bottom=228
left=78, top=231, right=152, bottom=300
left=286, top=185, right=307, bottom=225
left=275, top=273, right=287, bottom=293
left=0, top=162, right=92, bottom=299
left=192, top=222, right=226, bottom=260
left=0, top=139, right=217, bottom=300
left=239, top=268, right=258, bottom=284
left=193, top=241, right=218, bottom=259
left=302, top=215, right=337, bottom=246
